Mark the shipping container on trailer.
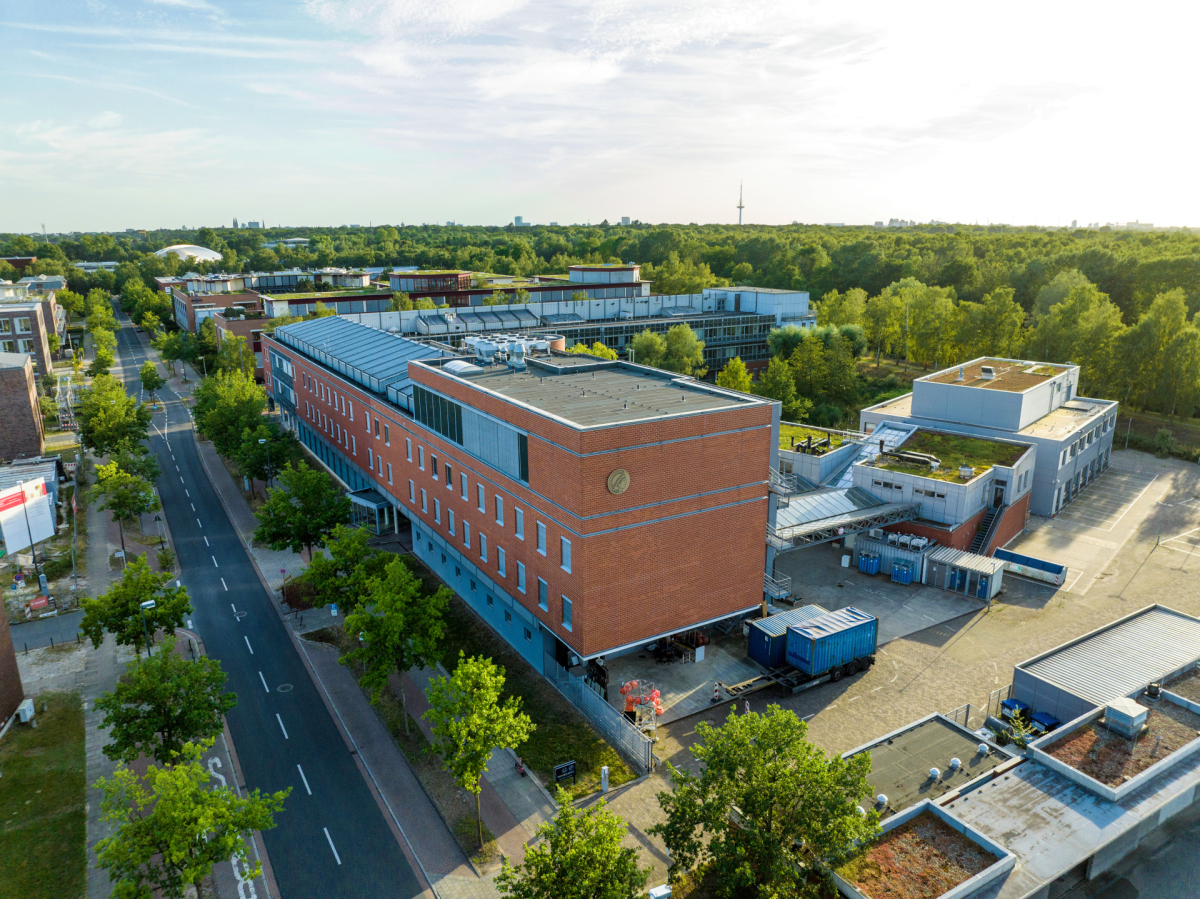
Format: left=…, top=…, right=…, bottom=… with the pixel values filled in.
left=746, top=604, right=829, bottom=670
left=786, top=606, right=878, bottom=680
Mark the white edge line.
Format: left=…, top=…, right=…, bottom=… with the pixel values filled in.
left=245, top=635, right=254, bottom=654
left=259, top=671, right=269, bottom=693
left=323, top=827, right=341, bottom=865
left=276, top=713, right=288, bottom=740
left=297, top=764, right=312, bottom=795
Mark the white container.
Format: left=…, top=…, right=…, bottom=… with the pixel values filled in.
left=841, top=554, right=851, bottom=568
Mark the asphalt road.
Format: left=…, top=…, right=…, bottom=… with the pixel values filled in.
left=111, top=311, right=423, bottom=899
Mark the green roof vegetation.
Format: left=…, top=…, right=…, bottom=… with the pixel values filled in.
left=779, top=424, right=848, bottom=453
left=272, top=288, right=388, bottom=300
left=875, top=430, right=1028, bottom=482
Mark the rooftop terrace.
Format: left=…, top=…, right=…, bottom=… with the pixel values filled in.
left=436, top=354, right=764, bottom=428
left=924, top=358, right=1072, bottom=393
left=872, top=430, right=1029, bottom=482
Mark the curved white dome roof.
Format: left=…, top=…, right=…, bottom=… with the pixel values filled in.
left=156, top=244, right=223, bottom=263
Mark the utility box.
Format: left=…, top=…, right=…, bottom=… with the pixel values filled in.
left=746, top=604, right=828, bottom=670
left=1104, top=697, right=1148, bottom=738
left=786, top=607, right=878, bottom=677
left=17, top=698, right=34, bottom=723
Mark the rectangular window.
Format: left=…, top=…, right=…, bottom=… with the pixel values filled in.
left=419, top=446, right=425, bottom=470
left=408, top=479, right=415, bottom=502
left=537, top=522, right=547, bottom=555
left=348, top=400, right=353, bottom=421
left=368, top=447, right=374, bottom=467
left=477, top=484, right=485, bottom=512
left=480, top=533, right=488, bottom=563
left=495, top=495, right=504, bottom=526
left=538, top=578, right=548, bottom=611
left=431, top=455, right=438, bottom=480
left=384, top=424, right=389, bottom=445
left=448, top=509, right=455, bottom=535
left=560, top=537, right=571, bottom=573
left=517, top=562, right=526, bottom=593
left=497, top=547, right=506, bottom=577
left=463, top=521, right=471, bottom=549
left=434, top=499, right=441, bottom=523
left=562, top=596, right=573, bottom=631
left=524, top=627, right=532, bottom=643
left=514, top=508, right=524, bottom=540
left=365, top=411, right=371, bottom=433
left=387, top=463, right=393, bottom=485
left=336, top=424, right=341, bottom=442
left=406, top=438, right=412, bottom=462
left=412, top=384, right=464, bottom=445
left=517, top=433, right=529, bottom=483
left=504, top=609, right=512, bottom=624
left=421, top=489, right=427, bottom=513
left=374, top=418, right=380, bottom=438
left=460, top=472, right=468, bottom=500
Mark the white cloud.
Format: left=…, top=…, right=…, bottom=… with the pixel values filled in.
left=87, top=111, right=124, bottom=129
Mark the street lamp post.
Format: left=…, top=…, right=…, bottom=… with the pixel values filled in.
left=259, top=437, right=271, bottom=489
left=140, top=599, right=156, bottom=658
left=154, top=514, right=164, bottom=549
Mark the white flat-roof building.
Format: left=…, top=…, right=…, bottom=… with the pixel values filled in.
left=860, top=358, right=1118, bottom=517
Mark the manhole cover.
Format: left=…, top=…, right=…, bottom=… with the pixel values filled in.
left=277, top=684, right=293, bottom=693
left=235, top=611, right=247, bottom=619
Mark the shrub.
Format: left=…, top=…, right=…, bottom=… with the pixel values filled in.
left=1154, top=428, right=1175, bottom=456
left=156, top=547, right=176, bottom=572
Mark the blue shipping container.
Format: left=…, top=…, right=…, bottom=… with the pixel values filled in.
left=747, top=604, right=829, bottom=670
left=785, top=606, right=878, bottom=677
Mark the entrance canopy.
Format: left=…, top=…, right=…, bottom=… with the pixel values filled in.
left=349, top=488, right=391, bottom=534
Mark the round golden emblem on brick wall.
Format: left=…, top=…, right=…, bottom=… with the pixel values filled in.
left=607, top=469, right=631, bottom=496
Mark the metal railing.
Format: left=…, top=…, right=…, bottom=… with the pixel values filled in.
left=543, top=654, right=654, bottom=774
left=768, top=468, right=798, bottom=496
left=764, top=571, right=792, bottom=599
left=766, top=524, right=788, bottom=551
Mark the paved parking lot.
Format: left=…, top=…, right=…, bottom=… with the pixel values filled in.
left=1005, top=465, right=1168, bottom=595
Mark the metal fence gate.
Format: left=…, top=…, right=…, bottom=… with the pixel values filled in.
left=544, top=654, right=654, bottom=774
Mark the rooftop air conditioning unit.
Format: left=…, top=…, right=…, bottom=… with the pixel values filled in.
left=1104, top=697, right=1149, bottom=738
left=867, top=528, right=884, bottom=540
left=980, top=365, right=995, bottom=380
left=958, top=465, right=974, bottom=479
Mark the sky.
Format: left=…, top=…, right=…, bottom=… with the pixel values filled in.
left=2, top=0, right=1198, bottom=233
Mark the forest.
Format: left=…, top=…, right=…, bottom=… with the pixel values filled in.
left=4, top=221, right=1200, bottom=441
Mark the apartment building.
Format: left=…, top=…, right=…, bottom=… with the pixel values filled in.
left=0, top=301, right=57, bottom=374
left=262, top=316, right=778, bottom=673
left=0, top=352, right=45, bottom=461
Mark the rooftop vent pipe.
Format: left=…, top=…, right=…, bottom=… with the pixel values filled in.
left=929, top=767, right=941, bottom=780
left=949, top=757, right=961, bottom=769
left=957, top=366, right=964, bottom=381
left=980, top=365, right=995, bottom=380
left=977, top=743, right=989, bottom=754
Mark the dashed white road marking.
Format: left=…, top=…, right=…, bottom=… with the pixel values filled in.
left=204, top=536, right=209, bottom=546
left=276, top=714, right=288, bottom=740
left=212, top=555, right=219, bottom=568
left=297, top=765, right=312, bottom=795
left=259, top=671, right=270, bottom=693
left=221, top=578, right=227, bottom=591
left=245, top=636, right=254, bottom=655
left=323, top=828, right=341, bottom=865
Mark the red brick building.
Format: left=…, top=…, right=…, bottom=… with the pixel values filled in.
left=0, top=352, right=44, bottom=461
left=0, top=612, right=24, bottom=728
left=262, top=317, right=777, bottom=672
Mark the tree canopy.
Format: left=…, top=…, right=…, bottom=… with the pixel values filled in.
left=77, top=374, right=152, bottom=455
left=81, top=555, right=191, bottom=657
left=252, top=461, right=351, bottom=559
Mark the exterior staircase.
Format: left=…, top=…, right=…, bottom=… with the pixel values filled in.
left=970, top=506, right=1003, bottom=554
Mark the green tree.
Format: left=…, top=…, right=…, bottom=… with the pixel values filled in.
left=80, top=555, right=191, bottom=658
left=649, top=706, right=878, bottom=898
left=425, top=653, right=535, bottom=848
left=414, top=297, right=437, bottom=310
left=96, top=636, right=236, bottom=765
left=817, top=287, right=867, bottom=327
left=140, top=310, right=162, bottom=337
left=497, top=788, right=649, bottom=899
left=767, top=325, right=807, bottom=359
left=661, top=323, right=706, bottom=377
left=109, top=438, right=162, bottom=483
left=153, top=329, right=185, bottom=376
left=483, top=289, right=509, bottom=306
left=139, top=360, right=165, bottom=403
left=192, top=368, right=266, bottom=457
left=304, top=523, right=390, bottom=611
left=822, top=334, right=860, bottom=405
left=862, top=291, right=902, bottom=364
left=755, top=356, right=810, bottom=423
left=253, top=461, right=351, bottom=560
left=96, top=740, right=287, bottom=899
left=342, top=557, right=451, bottom=734
left=1033, top=269, right=1092, bottom=319
left=312, top=301, right=335, bottom=318
left=88, top=302, right=117, bottom=333
left=48, top=333, right=61, bottom=354
left=391, top=291, right=413, bottom=311
left=234, top=422, right=299, bottom=496
left=91, top=462, right=161, bottom=560
left=651, top=252, right=720, bottom=295
left=87, top=345, right=115, bottom=377
left=957, top=286, right=1026, bottom=359
left=1026, top=283, right=1125, bottom=396
left=566, top=341, right=618, bottom=360
left=1155, top=324, right=1200, bottom=420
left=628, top=329, right=665, bottom=367
left=216, top=333, right=256, bottom=378
left=715, top=356, right=753, bottom=393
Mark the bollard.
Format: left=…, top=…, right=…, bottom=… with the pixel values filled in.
left=50, top=637, right=54, bottom=648
left=711, top=683, right=720, bottom=703
left=601, top=765, right=609, bottom=793
left=744, top=700, right=750, bottom=716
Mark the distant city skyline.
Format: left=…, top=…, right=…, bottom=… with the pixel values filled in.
left=1, top=1, right=1197, bottom=232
